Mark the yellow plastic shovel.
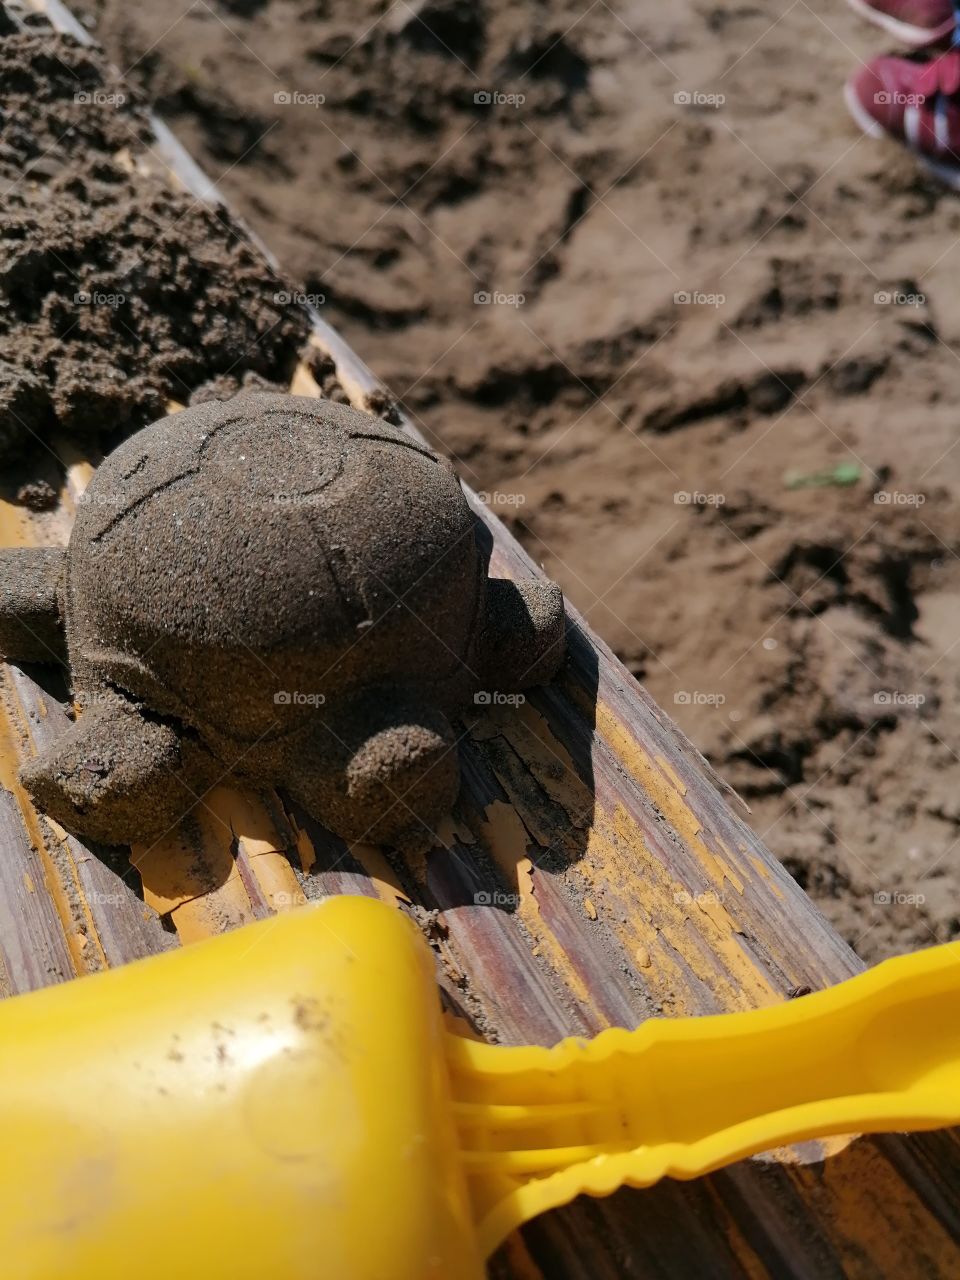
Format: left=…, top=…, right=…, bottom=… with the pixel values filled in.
left=1, top=894, right=959, bottom=1279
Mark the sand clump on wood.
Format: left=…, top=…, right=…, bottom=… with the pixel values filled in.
left=0, top=32, right=309, bottom=464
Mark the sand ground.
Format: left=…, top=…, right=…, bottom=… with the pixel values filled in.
left=71, top=0, right=960, bottom=959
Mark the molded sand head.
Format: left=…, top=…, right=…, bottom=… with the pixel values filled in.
left=66, top=394, right=482, bottom=734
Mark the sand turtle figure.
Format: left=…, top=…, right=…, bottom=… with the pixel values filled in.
left=0, top=394, right=564, bottom=848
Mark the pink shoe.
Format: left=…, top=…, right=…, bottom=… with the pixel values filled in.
left=846, top=0, right=956, bottom=46
left=845, top=51, right=960, bottom=188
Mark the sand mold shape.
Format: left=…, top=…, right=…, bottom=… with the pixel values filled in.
left=0, top=394, right=565, bottom=848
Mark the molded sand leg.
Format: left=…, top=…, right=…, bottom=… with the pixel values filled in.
left=285, top=694, right=460, bottom=848
left=0, top=547, right=66, bottom=664
left=476, top=576, right=565, bottom=693
left=20, top=692, right=215, bottom=846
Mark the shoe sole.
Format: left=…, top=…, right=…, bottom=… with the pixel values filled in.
left=845, top=0, right=954, bottom=46
left=844, top=79, right=960, bottom=190
left=843, top=78, right=886, bottom=138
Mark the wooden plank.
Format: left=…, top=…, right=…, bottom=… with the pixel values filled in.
left=0, top=785, right=73, bottom=995
left=8, top=665, right=175, bottom=969
left=4, top=5, right=960, bottom=1275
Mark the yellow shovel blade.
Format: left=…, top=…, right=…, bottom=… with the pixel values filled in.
left=0, top=894, right=958, bottom=1275
left=0, top=896, right=481, bottom=1280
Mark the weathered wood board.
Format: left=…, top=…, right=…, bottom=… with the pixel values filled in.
left=1, top=2, right=959, bottom=1274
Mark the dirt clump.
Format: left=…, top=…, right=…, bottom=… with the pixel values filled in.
left=0, top=31, right=309, bottom=462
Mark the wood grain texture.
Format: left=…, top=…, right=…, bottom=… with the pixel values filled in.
left=3, top=4, right=960, bottom=1273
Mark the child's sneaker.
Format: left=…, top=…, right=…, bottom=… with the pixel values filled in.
left=845, top=51, right=960, bottom=188
left=846, top=0, right=956, bottom=47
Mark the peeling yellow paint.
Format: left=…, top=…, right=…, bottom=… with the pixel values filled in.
left=654, top=753, right=687, bottom=797
left=515, top=855, right=536, bottom=907
left=293, top=820, right=317, bottom=875
left=204, top=788, right=302, bottom=911
left=305, top=330, right=372, bottom=407
left=50, top=436, right=97, bottom=512
left=480, top=800, right=593, bottom=1008
left=0, top=449, right=116, bottom=969
left=0, top=498, right=28, bottom=548
left=596, top=705, right=757, bottom=905
left=704, top=1183, right=770, bottom=1280
left=750, top=853, right=785, bottom=899
left=436, top=814, right=476, bottom=848
left=136, top=786, right=254, bottom=927
left=502, top=703, right=592, bottom=819
left=171, top=880, right=258, bottom=944
left=0, top=671, right=106, bottom=976
left=290, top=360, right=322, bottom=398
left=481, top=802, right=534, bottom=906
left=248, top=847, right=305, bottom=909
left=349, top=843, right=411, bottom=907
left=713, top=856, right=744, bottom=895
left=579, top=802, right=780, bottom=1015
left=798, top=1137, right=960, bottom=1276
left=716, top=835, right=752, bottom=884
